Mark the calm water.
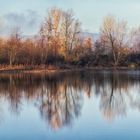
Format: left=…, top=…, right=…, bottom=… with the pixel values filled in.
left=0, top=70, right=140, bottom=140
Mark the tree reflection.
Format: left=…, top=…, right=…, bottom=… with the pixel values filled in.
left=94, top=71, right=140, bottom=120
left=38, top=83, right=83, bottom=130
left=0, top=70, right=139, bottom=129
left=99, top=73, right=127, bottom=120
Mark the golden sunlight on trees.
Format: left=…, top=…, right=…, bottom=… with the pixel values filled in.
left=40, top=7, right=82, bottom=64
left=39, top=7, right=62, bottom=62
left=0, top=8, right=139, bottom=68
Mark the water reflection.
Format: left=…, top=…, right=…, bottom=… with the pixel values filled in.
left=0, top=70, right=139, bottom=130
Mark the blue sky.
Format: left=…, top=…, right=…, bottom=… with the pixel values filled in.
left=0, top=0, right=140, bottom=35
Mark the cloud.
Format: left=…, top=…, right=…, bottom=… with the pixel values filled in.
left=1, top=10, right=41, bottom=36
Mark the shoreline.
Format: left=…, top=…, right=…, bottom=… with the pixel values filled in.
left=0, top=65, right=139, bottom=74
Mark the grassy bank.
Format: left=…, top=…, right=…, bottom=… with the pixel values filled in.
left=0, top=65, right=139, bottom=74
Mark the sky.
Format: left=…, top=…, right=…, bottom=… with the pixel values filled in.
left=0, top=0, right=140, bottom=35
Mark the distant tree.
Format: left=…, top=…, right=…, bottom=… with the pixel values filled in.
left=0, top=38, right=8, bottom=64
left=130, top=27, right=140, bottom=53
left=83, top=37, right=93, bottom=55
left=7, top=27, right=22, bottom=66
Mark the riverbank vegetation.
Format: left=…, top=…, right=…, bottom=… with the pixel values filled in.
left=0, top=7, right=140, bottom=70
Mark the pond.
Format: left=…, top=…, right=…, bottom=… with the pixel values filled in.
left=0, top=70, right=140, bottom=140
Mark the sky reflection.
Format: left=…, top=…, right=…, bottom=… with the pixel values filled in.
left=0, top=70, right=139, bottom=139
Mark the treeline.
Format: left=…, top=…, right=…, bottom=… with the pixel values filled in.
left=0, top=7, right=140, bottom=68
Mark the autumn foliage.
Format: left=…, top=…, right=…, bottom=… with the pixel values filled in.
left=0, top=8, right=139, bottom=68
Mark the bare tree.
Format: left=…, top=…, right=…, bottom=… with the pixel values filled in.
left=100, top=15, right=127, bottom=66
left=7, top=27, right=22, bottom=66
left=40, top=7, right=62, bottom=60
left=62, top=10, right=81, bottom=59
left=40, top=8, right=81, bottom=62
left=130, top=27, right=140, bottom=53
